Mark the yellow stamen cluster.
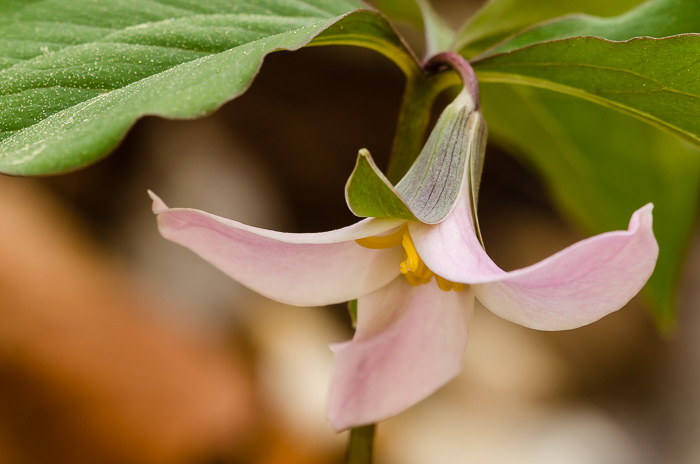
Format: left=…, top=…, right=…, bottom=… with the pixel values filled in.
left=356, top=226, right=464, bottom=292
left=399, top=232, right=464, bottom=291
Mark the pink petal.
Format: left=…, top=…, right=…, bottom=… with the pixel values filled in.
left=150, top=192, right=405, bottom=306
left=410, top=190, right=658, bottom=330
left=327, top=278, right=473, bottom=431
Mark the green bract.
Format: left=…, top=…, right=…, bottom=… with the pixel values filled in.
left=346, top=91, right=486, bottom=225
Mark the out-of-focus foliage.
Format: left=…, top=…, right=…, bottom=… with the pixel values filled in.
left=473, top=35, right=700, bottom=147
left=483, top=0, right=700, bottom=55
left=455, top=0, right=645, bottom=57
left=481, top=83, right=700, bottom=330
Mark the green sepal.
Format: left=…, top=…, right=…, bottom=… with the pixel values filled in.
left=395, top=91, right=482, bottom=224
left=345, top=148, right=418, bottom=221
left=467, top=110, right=487, bottom=247
left=346, top=91, right=485, bottom=224
left=347, top=299, right=358, bottom=328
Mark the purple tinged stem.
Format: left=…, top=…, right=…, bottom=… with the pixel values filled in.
left=424, top=52, right=480, bottom=107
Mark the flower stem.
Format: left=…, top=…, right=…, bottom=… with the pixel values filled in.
left=424, top=52, right=480, bottom=105
left=345, top=424, right=376, bottom=464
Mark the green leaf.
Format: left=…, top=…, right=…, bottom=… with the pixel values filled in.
left=487, top=0, right=700, bottom=56
left=455, top=0, right=645, bottom=58
left=481, top=82, right=700, bottom=330
left=416, top=0, right=454, bottom=57
left=370, top=0, right=454, bottom=57
left=310, top=9, right=419, bottom=76
left=472, top=35, right=700, bottom=146
left=346, top=92, right=485, bottom=224
left=370, top=0, right=423, bottom=30
left=0, top=0, right=416, bottom=175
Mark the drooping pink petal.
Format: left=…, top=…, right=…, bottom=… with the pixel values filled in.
left=410, top=187, right=658, bottom=330
left=327, top=278, right=473, bottom=431
left=150, top=192, right=405, bottom=306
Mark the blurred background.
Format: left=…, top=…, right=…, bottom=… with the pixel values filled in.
left=2, top=1, right=700, bottom=463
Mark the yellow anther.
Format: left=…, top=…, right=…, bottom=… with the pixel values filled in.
left=355, top=225, right=406, bottom=249
left=435, top=276, right=452, bottom=292
left=401, top=232, right=420, bottom=273
left=404, top=272, right=422, bottom=287
left=413, top=260, right=434, bottom=284
left=357, top=226, right=464, bottom=292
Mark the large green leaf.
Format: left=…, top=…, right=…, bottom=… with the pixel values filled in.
left=455, top=0, right=644, bottom=58
left=486, top=0, right=700, bottom=56
left=481, top=83, right=700, bottom=330
left=472, top=35, right=700, bottom=146
left=0, top=0, right=415, bottom=175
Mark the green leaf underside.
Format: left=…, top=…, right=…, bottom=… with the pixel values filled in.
left=346, top=92, right=481, bottom=224
left=481, top=82, right=700, bottom=330
left=0, top=0, right=411, bottom=175
left=307, top=9, right=419, bottom=77
left=455, top=0, right=645, bottom=58
left=486, top=0, right=700, bottom=56
left=473, top=35, right=700, bottom=146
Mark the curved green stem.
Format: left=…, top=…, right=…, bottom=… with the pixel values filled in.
left=425, top=52, right=480, bottom=105
left=346, top=424, right=376, bottom=464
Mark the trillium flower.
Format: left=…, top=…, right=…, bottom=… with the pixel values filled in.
left=150, top=70, right=658, bottom=432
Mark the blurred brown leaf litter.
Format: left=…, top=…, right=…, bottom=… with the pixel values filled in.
left=0, top=175, right=250, bottom=463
